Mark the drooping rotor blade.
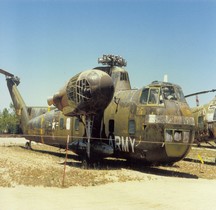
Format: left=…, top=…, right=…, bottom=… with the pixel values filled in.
left=185, top=89, right=216, bottom=98
left=0, top=69, right=14, bottom=77
left=0, top=69, right=20, bottom=86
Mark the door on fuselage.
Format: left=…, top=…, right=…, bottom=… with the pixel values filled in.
left=71, top=116, right=85, bottom=142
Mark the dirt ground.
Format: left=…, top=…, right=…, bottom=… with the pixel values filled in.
left=0, top=137, right=216, bottom=210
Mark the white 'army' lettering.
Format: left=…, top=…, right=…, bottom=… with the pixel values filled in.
left=109, top=135, right=135, bottom=153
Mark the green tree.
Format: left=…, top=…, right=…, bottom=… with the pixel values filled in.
left=0, top=103, right=19, bottom=134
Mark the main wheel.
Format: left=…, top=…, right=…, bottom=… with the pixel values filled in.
left=24, top=141, right=32, bottom=150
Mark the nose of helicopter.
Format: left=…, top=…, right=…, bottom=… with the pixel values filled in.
left=164, top=128, right=194, bottom=158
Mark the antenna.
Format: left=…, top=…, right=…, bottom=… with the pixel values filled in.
left=163, top=74, right=168, bottom=82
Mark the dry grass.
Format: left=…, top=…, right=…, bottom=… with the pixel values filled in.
left=0, top=143, right=216, bottom=188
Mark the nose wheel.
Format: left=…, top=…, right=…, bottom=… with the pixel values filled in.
left=81, top=115, right=94, bottom=168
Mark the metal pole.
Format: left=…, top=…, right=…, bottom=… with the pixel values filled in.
left=86, top=116, right=91, bottom=159
left=62, top=134, right=69, bottom=188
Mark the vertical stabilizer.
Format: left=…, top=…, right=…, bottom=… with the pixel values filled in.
left=2, top=72, right=29, bottom=133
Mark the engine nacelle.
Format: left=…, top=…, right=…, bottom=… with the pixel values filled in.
left=47, top=69, right=114, bottom=116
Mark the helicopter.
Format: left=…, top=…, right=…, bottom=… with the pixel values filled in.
left=185, top=90, right=216, bottom=146
left=0, top=55, right=195, bottom=165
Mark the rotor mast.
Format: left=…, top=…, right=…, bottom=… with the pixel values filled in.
left=98, top=54, right=127, bottom=68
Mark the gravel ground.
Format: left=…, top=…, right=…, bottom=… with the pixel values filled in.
left=0, top=137, right=216, bottom=188
left=1, top=137, right=216, bottom=210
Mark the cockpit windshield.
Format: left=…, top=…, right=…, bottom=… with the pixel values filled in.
left=140, top=87, right=160, bottom=105
left=140, top=85, right=186, bottom=105
left=162, top=86, right=177, bottom=100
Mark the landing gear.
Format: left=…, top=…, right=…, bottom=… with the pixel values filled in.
left=81, top=157, right=90, bottom=169
left=24, top=141, right=32, bottom=150
left=81, top=156, right=102, bottom=169
left=85, top=115, right=93, bottom=159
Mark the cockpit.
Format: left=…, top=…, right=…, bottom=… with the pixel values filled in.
left=140, top=82, right=186, bottom=105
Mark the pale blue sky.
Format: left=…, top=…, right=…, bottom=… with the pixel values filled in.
left=0, top=0, right=216, bottom=110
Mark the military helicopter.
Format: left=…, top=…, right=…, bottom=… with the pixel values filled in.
left=185, top=90, right=216, bottom=146
left=0, top=55, right=195, bottom=165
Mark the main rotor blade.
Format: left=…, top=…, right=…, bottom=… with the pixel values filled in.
left=185, top=89, right=216, bottom=98
left=0, top=69, right=14, bottom=77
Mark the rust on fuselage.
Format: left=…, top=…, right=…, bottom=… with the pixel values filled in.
left=103, top=80, right=195, bottom=163
left=1, top=55, right=195, bottom=164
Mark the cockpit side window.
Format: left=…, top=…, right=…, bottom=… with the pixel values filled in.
left=140, top=88, right=149, bottom=104
left=175, top=87, right=186, bottom=102
left=149, top=88, right=159, bottom=104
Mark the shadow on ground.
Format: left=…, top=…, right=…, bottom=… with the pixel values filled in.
left=20, top=145, right=198, bottom=180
